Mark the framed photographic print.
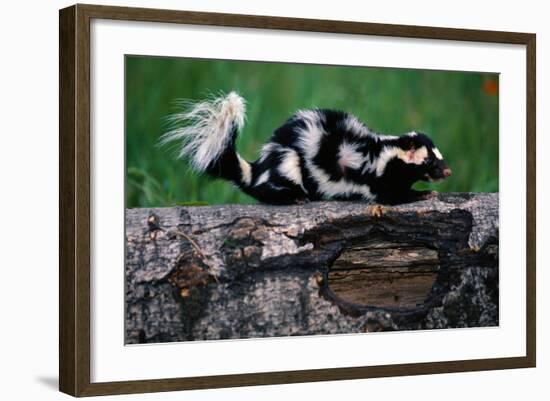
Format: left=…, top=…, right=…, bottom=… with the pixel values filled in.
left=59, top=3, right=536, bottom=397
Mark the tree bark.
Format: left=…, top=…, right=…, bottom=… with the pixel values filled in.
left=125, top=192, right=498, bottom=344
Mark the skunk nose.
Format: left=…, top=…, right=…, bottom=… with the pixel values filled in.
left=443, top=168, right=452, bottom=177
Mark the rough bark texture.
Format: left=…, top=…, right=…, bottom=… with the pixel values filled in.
left=125, top=192, right=498, bottom=344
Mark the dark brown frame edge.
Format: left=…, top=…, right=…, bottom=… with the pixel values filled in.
left=59, top=3, right=536, bottom=397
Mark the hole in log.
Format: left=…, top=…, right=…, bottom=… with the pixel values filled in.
left=327, top=238, right=439, bottom=309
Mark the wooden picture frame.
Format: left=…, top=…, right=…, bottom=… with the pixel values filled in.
left=59, top=3, right=536, bottom=397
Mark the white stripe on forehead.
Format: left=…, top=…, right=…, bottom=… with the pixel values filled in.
left=432, top=147, right=444, bottom=160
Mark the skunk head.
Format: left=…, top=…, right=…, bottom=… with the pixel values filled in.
left=395, top=132, right=452, bottom=183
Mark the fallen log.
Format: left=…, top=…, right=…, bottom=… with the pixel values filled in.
left=125, top=192, right=498, bottom=344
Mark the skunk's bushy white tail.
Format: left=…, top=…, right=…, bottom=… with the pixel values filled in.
left=160, top=91, right=246, bottom=173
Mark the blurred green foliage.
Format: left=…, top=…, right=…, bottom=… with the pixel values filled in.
left=126, top=56, right=498, bottom=208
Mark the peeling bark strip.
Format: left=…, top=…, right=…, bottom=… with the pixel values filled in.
left=125, top=193, right=498, bottom=344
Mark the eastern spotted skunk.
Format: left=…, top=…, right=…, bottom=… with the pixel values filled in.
left=161, top=91, right=452, bottom=205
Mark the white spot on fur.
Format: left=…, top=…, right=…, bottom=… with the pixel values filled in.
left=433, top=147, right=444, bottom=160
left=310, top=157, right=373, bottom=198
left=338, top=142, right=364, bottom=170
left=312, top=174, right=374, bottom=199
left=342, top=115, right=371, bottom=137
left=254, top=170, right=270, bottom=186
left=295, top=110, right=325, bottom=160
left=160, top=91, right=246, bottom=172
left=408, top=131, right=418, bottom=137
left=293, top=111, right=374, bottom=200
left=237, top=154, right=252, bottom=185
left=373, top=145, right=427, bottom=176
left=375, top=133, right=399, bottom=141
left=259, top=142, right=283, bottom=163
left=374, top=146, right=400, bottom=176
left=401, top=146, right=428, bottom=164
left=409, top=146, right=428, bottom=164
left=278, top=149, right=303, bottom=186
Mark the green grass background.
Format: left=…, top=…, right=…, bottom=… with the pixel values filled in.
left=126, top=56, right=498, bottom=208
